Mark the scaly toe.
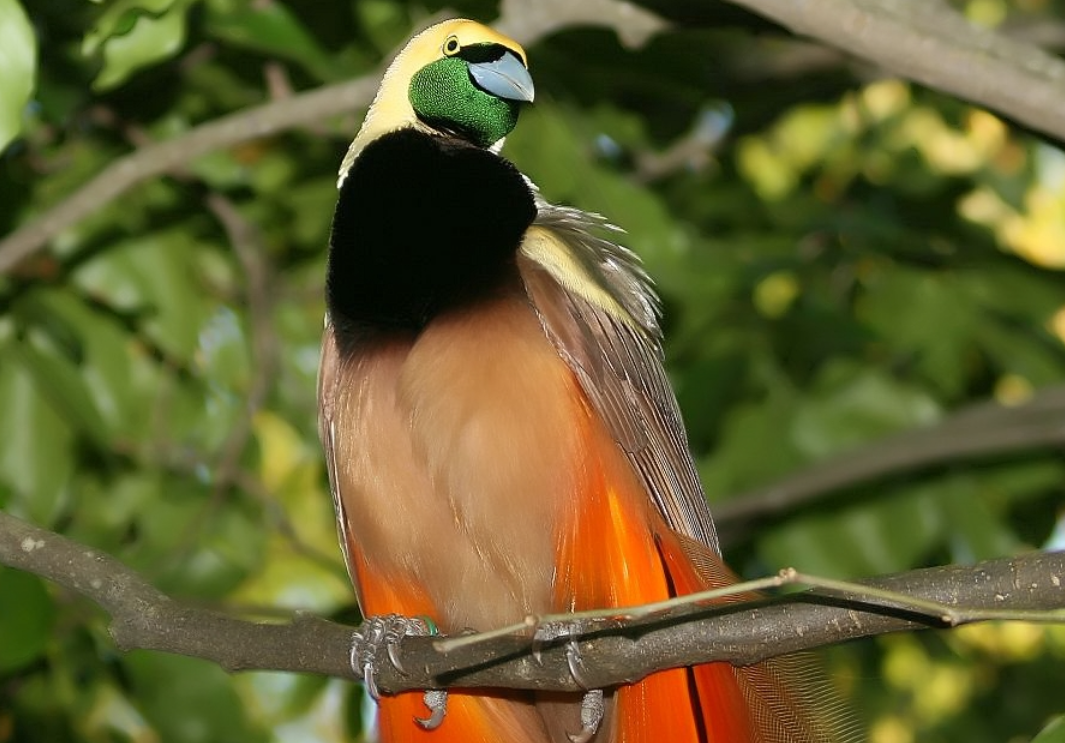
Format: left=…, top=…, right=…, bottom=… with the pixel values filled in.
left=568, top=689, right=605, bottom=743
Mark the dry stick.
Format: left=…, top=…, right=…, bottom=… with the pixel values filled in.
left=437, top=565, right=1065, bottom=654
left=2, top=509, right=1063, bottom=694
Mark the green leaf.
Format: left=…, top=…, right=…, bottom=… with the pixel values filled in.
left=700, top=390, right=806, bottom=500
left=11, top=288, right=147, bottom=445
left=0, top=569, right=56, bottom=672
left=1033, top=716, right=1065, bottom=743
left=352, top=0, right=409, bottom=54
left=758, top=479, right=947, bottom=578
left=0, top=342, right=75, bottom=524
left=940, top=474, right=1021, bottom=561
left=858, top=267, right=977, bottom=396
left=123, top=475, right=264, bottom=597
left=125, top=652, right=269, bottom=743
left=506, top=102, right=695, bottom=288
left=84, top=0, right=191, bottom=90
left=73, top=229, right=216, bottom=363
left=206, top=0, right=336, bottom=81
left=977, top=319, right=1065, bottom=386
left=0, top=0, right=36, bottom=152
left=792, top=361, right=941, bottom=459
left=67, top=472, right=162, bottom=552
left=84, top=0, right=178, bottom=49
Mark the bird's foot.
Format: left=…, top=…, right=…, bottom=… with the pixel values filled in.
left=416, top=689, right=448, bottom=730
left=532, top=622, right=604, bottom=742
left=350, top=614, right=432, bottom=697
left=533, top=622, right=594, bottom=685
left=349, top=614, right=447, bottom=729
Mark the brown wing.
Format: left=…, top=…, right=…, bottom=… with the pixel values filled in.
left=316, top=322, right=359, bottom=592
left=518, top=201, right=719, bottom=554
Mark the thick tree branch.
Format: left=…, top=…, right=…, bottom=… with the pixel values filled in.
left=2, top=510, right=1062, bottom=694
left=723, top=0, right=1065, bottom=142
left=714, top=384, right=1065, bottom=533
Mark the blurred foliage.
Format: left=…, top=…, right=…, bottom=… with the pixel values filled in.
left=1, top=0, right=1064, bottom=742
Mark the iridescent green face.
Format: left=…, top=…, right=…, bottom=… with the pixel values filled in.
left=409, top=37, right=535, bottom=148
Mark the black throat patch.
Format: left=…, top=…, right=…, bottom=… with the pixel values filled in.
left=327, top=129, right=536, bottom=340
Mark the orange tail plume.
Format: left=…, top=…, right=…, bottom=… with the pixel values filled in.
left=551, top=389, right=847, bottom=743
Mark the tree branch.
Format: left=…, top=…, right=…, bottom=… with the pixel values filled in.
left=0, top=1, right=666, bottom=275
left=2, top=509, right=1061, bottom=694
left=723, top=0, right=1065, bottom=142
left=714, top=384, right=1065, bottom=533
left=9, top=1, right=1065, bottom=274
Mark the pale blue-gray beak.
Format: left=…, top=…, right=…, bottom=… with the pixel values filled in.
left=469, top=51, right=535, bottom=103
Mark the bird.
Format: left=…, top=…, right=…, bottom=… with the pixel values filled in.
left=318, top=18, right=848, bottom=743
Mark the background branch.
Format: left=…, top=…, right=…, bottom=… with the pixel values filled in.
left=715, top=384, right=1065, bottom=535
left=723, top=0, right=1065, bottom=142
left=6, top=1, right=1065, bottom=273
left=2, top=509, right=1061, bottom=694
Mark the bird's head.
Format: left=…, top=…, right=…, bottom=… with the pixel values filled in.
left=339, top=20, right=533, bottom=182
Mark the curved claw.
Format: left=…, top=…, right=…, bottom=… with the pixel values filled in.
left=383, top=618, right=419, bottom=675
left=415, top=689, right=448, bottom=730
left=565, top=638, right=591, bottom=690
left=362, top=659, right=381, bottom=700
left=568, top=689, right=605, bottom=743
left=386, top=639, right=407, bottom=675
left=350, top=622, right=384, bottom=700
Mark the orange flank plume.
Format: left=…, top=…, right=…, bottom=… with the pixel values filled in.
left=552, top=391, right=760, bottom=743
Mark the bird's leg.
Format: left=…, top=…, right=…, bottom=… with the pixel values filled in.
left=532, top=621, right=605, bottom=742
left=349, top=614, right=448, bottom=729
left=564, top=638, right=606, bottom=742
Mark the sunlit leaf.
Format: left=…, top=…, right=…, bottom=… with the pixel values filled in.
left=84, top=0, right=191, bottom=90
left=0, top=0, right=36, bottom=153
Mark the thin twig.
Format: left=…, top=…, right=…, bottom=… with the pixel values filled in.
left=437, top=564, right=1065, bottom=654
left=204, top=193, right=278, bottom=497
